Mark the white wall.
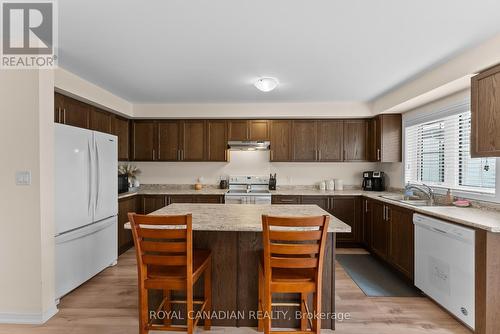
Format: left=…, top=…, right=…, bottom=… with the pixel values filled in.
left=133, top=151, right=378, bottom=186
left=0, top=70, right=56, bottom=323
left=133, top=101, right=372, bottom=119
left=55, top=67, right=133, bottom=117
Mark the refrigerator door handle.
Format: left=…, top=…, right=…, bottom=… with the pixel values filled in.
left=87, top=139, right=92, bottom=214
left=95, top=139, right=101, bottom=210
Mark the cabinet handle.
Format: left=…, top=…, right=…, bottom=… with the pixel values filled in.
left=365, top=200, right=368, bottom=213
left=177, top=149, right=180, bottom=161
left=281, top=199, right=295, bottom=203
left=318, top=149, right=321, bottom=161
left=383, top=206, right=386, bottom=220
left=377, top=148, right=381, bottom=161
left=63, top=108, right=66, bottom=123
left=152, top=149, right=155, bottom=161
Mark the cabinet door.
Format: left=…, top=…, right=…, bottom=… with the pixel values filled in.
left=361, top=198, right=373, bottom=250
left=89, top=107, right=112, bottom=133
left=249, top=120, right=270, bottom=140
left=61, top=96, right=90, bottom=129
left=54, top=92, right=64, bottom=123
left=378, top=114, right=402, bottom=162
left=367, top=118, right=379, bottom=161
left=207, top=120, right=227, bottom=161
left=301, top=196, right=329, bottom=211
left=471, top=65, right=500, bottom=157
left=317, top=120, right=343, bottom=161
left=131, top=121, right=156, bottom=161
left=228, top=120, right=249, bottom=140
left=271, top=195, right=301, bottom=204
left=142, top=195, right=166, bottom=214
left=168, top=195, right=195, bottom=204
left=388, top=205, right=414, bottom=280
left=112, top=116, right=130, bottom=161
left=270, top=120, right=291, bottom=161
left=332, top=197, right=360, bottom=245
left=371, top=201, right=389, bottom=259
left=194, top=195, right=223, bottom=203
left=292, top=120, right=317, bottom=161
left=118, top=196, right=137, bottom=255
left=158, top=121, right=181, bottom=161
left=182, top=120, right=206, bottom=161
left=343, top=120, right=367, bottom=161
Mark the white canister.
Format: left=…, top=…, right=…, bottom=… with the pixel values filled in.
left=335, top=179, right=344, bottom=190
left=327, top=179, right=335, bottom=191
left=319, top=181, right=326, bottom=191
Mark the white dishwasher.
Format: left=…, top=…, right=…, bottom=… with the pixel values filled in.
left=414, top=213, right=475, bottom=329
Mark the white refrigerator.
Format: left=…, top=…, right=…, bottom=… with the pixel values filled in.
left=55, top=124, right=118, bottom=299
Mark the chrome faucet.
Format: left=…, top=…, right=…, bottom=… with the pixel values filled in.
left=405, top=183, right=435, bottom=205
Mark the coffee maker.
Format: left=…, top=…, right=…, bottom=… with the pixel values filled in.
left=362, top=171, right=385, bottom=191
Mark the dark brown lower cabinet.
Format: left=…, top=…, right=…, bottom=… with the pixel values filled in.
left=388, top=205, right=414, bottom=280
left=141, top=195, right=167, bottom=214
left=331, top=196, right=361, bottom=246
left=118, top=196, right=139, bottom=255
left=271, top=195, right=301, bottom=204
left=301, top=195, right=329, bottom=210
left=168, top=194, right=224, bottom=204
left=371, top=200, right=389, bottom=258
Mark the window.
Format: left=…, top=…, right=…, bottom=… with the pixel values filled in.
left=405, top=110, right=496, bottom=196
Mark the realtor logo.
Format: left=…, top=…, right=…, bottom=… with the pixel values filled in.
left=1, top=0, right=57, bottom=68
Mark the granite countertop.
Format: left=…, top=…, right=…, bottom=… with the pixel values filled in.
left=119, top=185, right=500, bottom=233
left=124, top=203, right=351, bottom=233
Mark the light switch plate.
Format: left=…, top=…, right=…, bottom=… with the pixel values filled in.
left=16, top=171, right=31, bottom=185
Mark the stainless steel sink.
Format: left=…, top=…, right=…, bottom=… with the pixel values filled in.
left=379, top=195, right=449, bottom=207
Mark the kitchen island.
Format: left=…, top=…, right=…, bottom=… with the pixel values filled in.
left=125, top=203, right=351, bottom=329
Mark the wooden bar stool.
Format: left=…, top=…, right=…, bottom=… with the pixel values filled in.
left=258, top=214, right=330, bottom=334
left=128, top=213, right=212, bottom=334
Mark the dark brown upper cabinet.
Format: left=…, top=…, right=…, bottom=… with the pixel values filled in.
left=317, top=120, right=343, bottom=162
left=111, top=115, right=130, bottom=161
left=54, top=93, right=90, bottom=129
left=207, top=120, right=228, bottom=161
left=131, top=120, right=157, bottom=161
left=369, top=114, right=402, bottom=162
left=181, top=120, right=206, bottom=161
left=89, top=107, right=112, bottom=133
left=343, top=120, right=368, bottom=161
left=249, top=120, right=270, bottom=140
left=158, top=121, right=181, bottom=161
left=471, top=64, right=500, bottom=157
left=228, top=120, right=249, bottom=140
left=292, top=120, right=317, bottom=161
left=270, top=120, right=291, bottom=161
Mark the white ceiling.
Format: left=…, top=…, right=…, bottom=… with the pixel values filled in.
left=59, top=0, right=500, bottom=103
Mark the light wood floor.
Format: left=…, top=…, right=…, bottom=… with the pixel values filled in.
left=0, top=249, right=470, bottom=334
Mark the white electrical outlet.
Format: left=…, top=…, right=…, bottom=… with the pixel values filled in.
left=16, top=171, right=31, bottom=185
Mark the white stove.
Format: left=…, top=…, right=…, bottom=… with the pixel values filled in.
left=224, top=175, right=272, bottom=204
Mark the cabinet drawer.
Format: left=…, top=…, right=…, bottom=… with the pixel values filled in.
left=271, top=195, right=301, bottom=204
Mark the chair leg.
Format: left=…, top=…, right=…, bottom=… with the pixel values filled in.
left=263, top=284, right=272, bottom=334
left=300, top=293, right=308, bottom=331
left=312, top=292, right=321, bottom=334
left=257, top=265, right=263, bottom=332
left=204, top=261, right=212, bottom=330
left=163, top=289, right=171, bottom=326
left=187, top=284, right=194, bottom=334
left=139, top=286, right=149, bottom=334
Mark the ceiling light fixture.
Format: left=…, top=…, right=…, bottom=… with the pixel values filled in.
left=254, top=77, right=279, bottom=92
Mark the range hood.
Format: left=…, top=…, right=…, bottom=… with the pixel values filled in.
left=228, top=140, right=270, bottom=151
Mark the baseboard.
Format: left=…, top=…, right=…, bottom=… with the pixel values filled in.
left=0, top=303, right=58, bottom=324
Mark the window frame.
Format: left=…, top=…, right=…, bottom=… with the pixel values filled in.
left=403, top=100, right=500, bottom=203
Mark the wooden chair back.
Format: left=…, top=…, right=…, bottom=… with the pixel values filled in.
left=261, top=215, right=330, bottom=280
left=128, top=213, right=193, bottom=281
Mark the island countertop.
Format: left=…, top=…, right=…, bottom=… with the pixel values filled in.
left=124, top=203, right=351, bottom=233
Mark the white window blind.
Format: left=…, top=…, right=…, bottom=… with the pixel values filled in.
left=405, top=110, right=496, bottom=194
